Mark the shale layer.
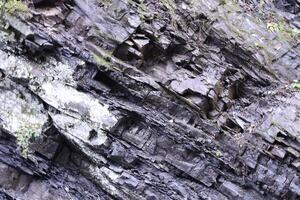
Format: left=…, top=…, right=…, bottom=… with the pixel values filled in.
left=0, top=0, right=299, bottom=199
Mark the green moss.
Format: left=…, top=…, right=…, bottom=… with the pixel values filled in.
left=92, top=53, right=112, bottom=67
left=291, top=82, right=300, bottom=90
left=219, top=0, right=227, bottom=5
left=2, top=0, right=27, bottom=14
left=161, top=0, right=176, bottom=13
left=128, top=0, right=148, bottom=21
left=215, top=150, right=223, bottom=157
left=129, top=0, right=175, bottom=19
left=100, top=0, right=111, bottom=6
left=219, top=0, right=239, bottom=8
left=16, top=124, right=38, bottom=156
left=267, top=17, right=299, bottom=41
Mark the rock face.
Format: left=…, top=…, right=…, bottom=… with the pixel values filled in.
left=0, top=0, right=299, bottom=199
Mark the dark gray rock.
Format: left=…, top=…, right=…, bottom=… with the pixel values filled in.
left=0, top=0, right=299, bottom=199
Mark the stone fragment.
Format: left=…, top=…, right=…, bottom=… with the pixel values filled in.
left=127, top=15, right=142, bottom=28
left=122, top=126, right=151, bottom=149
left=128, top=47, right=143, bottom=58
left=189, top=163, right=218, bottom=187
left=286, top=147, right=300, bottom=158
left=220, top=181, right=243, bottom=198
left=289, top=176, right=300, bottom=196
left=132, top=37, right=150, bottom=51
left=170, top=76, right=209, bottom=95
left=121, top=173, right=140, bottom=189
left=292, top=159, right=300, bottom=169
left=5, top=16, right=34, bottom=38
left=270, top=146, right=286, bottom=159
left=157, top=35, right=171, bottom=50
left=65, top=11, right=81, bottom=26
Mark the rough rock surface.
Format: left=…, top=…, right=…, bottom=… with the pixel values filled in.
left=0, top=0, right=299, bottom=199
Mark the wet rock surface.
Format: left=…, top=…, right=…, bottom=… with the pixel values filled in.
left=0, top=0, right=299, bottom=199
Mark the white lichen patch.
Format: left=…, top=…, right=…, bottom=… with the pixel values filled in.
left=0, top=50, right=79, bottom=87
left=0, top=49, right=32, bottom=80
left=0, top=84, right=46, bottom=133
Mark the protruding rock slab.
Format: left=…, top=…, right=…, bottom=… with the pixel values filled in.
left=30, top=81, right=119, bottom=131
